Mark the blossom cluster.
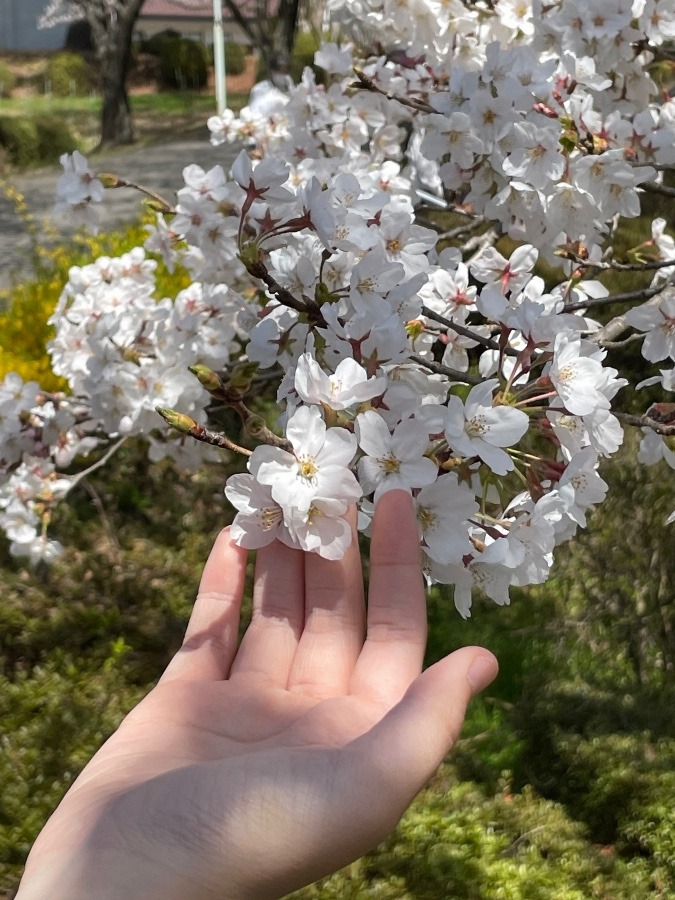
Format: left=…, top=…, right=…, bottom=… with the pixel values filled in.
left=2, top=0, right=674, bottom=615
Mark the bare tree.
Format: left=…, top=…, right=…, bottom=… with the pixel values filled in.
left=40, top=0, right=146, bottom=146
left=39, top=0, right=308, bottom=147
left=222, top=0, right=301, bottom=82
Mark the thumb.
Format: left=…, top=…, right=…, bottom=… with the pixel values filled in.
left=351, top=647, right=498, bottom=820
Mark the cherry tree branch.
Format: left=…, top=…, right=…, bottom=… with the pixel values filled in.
left=589, top=288, right=674, bottom=344
left=68, top=438, right=128, bottom=490
left=597, top=333, right=645, bottom=349
left=564, top=283, right=665, bottom=312
left=98, top=174, right=175, bottom=214
left=421, top=305, right=519, bottom=356
left=352, top=69, right=435, bottom=114
left=615, top=412, right=675, bottom=436
left=156, top=407, right=253, bottom=456
left=557, top=250, right=675, bottom=272
left=245, top=258, right=327, bottom=326
left=642, top=181, right=675, bottom=198
left=410, top=354, right=484, bottom=384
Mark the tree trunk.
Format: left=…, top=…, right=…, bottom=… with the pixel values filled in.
left=100, top=56, right=134, bottom=146
left=86, top=0, right=144, bottom=148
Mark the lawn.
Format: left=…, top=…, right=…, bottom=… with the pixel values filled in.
left=0, top=89, right=251, bottom=159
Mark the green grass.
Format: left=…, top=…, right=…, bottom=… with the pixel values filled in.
left=0, top=91, right=249, bottom=118
left=0, top=90, right=250, bottom=156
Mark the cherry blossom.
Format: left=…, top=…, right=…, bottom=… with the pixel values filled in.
left=442, top=381, right=529, bottom=476
left=252, top=405, right=361, bottom=514
left=355, top=411, right=438, bottom=501
left=3, top=0, right=675, bottom=614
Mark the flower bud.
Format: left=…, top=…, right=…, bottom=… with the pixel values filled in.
left=155, top=407, right=197, bottom=434
left=189, top=365, right=224, bottom=394
left=226, top=362, right=259, bottom=398
left=239, top=241, right=262, bottom=268
left=244, top=414, right=267, bottom=438
left=97, top=172, right=122, bottom=189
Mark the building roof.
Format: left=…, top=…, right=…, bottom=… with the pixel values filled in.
left=140, top=0, right=263, bottom=19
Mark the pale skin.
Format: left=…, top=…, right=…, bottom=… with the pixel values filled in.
left=17, top=490, right=498, bottom=900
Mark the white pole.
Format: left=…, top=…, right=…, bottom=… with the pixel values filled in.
left=213, top=0, right=227, bottom=114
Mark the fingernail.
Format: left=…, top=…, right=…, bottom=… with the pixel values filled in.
left=467, top=653, right=498, bottom=694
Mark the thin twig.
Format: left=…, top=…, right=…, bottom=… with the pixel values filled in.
left=564, top=283, right=665, bottom=312
left=410, top=354, right=484, bottom=384
left=352, top=69, right=435, bottom=114
left=421, top=305, right=519, bottom=356
left=79, top=478, right=123, bottom=554
left=557, top=251, right=675, bottom=272
left=99, top=175, right=175, bottom=214
left=187, top=422, right=253, bottom=456
left=68, top=438, right=128, bottom=491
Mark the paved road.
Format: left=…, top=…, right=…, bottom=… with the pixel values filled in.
left=0, top=131, right=239, bottom=289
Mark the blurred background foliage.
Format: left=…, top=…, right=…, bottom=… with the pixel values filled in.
left=0, top=216, right=674, bottom=898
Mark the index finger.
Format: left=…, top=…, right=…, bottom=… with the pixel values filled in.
left=159, top=527, right=248, bottom=684
left=349, top=490, right=427, bottom=705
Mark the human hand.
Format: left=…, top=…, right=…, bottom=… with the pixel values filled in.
left=17, top=491, right=497, bottom=900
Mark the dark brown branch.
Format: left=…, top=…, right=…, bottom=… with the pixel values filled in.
left=615, top=412, right=675, bottom=437
left=421, top=305, right=519, bottom=356
left=247, top=259, right=327, bottom=326
left=187, top=422, right=253, bottom=456
left=564, top=283, right=666, bottom=312
left=410, top=354, right=483, bottom=384
left=352, top=69, right=435, bottom=114
left=642, top=181, right=675, bottom=198
left=557, top=251, right=675, bottom=272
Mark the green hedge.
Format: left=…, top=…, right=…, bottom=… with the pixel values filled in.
left=0, top=115, right=77, bottom=169
left=0, top=117, right=39, bottom=168
left=34, top=115, right=79, bottom=165
left=291, top=31, right=321, bottom=83
left=45, top=52, right=90, bottom=98
left=0, top=60, right=17, bottom=98
left=225, top=42, right=246, bottom=76
left=159, top=37, right=208, bottom=90
left=141, top=29, right=181, bottom=57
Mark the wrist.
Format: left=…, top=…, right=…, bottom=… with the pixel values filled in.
left=17, top=848, right=201, bottom=900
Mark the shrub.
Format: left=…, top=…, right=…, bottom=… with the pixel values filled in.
left=225, top=42, right=247, bottom=76
left=290, top=31, right=321, bottom=83
left=0, top=60, right=17, bottom=98
left=34, top=116, right=78, bottom=165
left=0, top=219, right=192, bottom=388
left=0, top=114, right=77, bottom=170
left=45, top=52, right=90, bottom=98
left=159, top=37, right=208, bottom=90
left=141, top=29, right=181, bottom=57
left=0, top=116, right=40, bottom=168
left=290, top=770, right=659, bottom=899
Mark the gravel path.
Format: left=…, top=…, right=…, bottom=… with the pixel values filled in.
left=0, top=132, right=239, bottom=289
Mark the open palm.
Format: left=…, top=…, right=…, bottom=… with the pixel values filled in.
left=18, top=492, right=497, bottom=900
